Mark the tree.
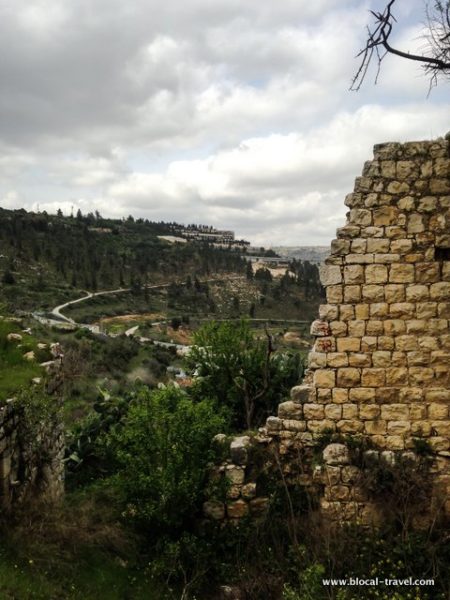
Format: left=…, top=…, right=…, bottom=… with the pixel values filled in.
left=105, top=386, right=224, bottom=534
left=1, top=269, right=15, bottom=285
left=187, top=320, right=302, bottom=430
left=352, top=0, right=450, bottom=90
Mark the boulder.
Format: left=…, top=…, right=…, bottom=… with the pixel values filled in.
left=323, top=443, right=350, bottom=466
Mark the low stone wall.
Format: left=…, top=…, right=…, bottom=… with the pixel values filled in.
left=0, top=396, right=64, bottom=511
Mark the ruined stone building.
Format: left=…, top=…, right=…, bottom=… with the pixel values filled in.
left=207, top=137, right=450, bottom=525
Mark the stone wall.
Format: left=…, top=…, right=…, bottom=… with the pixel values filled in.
left=205, top=137, right=450, bottom=525
left=0, top=395, right=64, bottom=511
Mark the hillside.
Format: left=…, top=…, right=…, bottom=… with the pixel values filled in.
left=272, top=245, right=329, bottom=264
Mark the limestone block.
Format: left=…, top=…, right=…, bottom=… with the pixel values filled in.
left=346, top=254, right=374, bottom=264
left=227, top=500, right=249, bottom=519
left=230, top=436, right=252, bottom=465
left=416, top=303, right=437, bottom=319
left=349, top=388, right=376, bottom=402
left=359, top=404, right=381, bottom=419
left=348, top=353, right=371, bottom=368
left=361, top=336, right=378, bottom=351
left=266, top=416, right=283, bottom=432
left=373, top=206, right=398, bottom=226
left=408, top=367, right=434, bottom=386
left=385, top=284, right=405, bottom=303
left=389, top=264, right=415, bottom=283
left=348, top=320, right=366, bottom=337
left=225, top=466, right=245, bottom=485
left=365, top=264, right=388, bottom=284
left=433, top=157, right=450, bottom=176
left=424, top=388, right=450, bottom=402
left=384, top=319, right=406, bottom=336
left=387, top=421, right=411, bottom=435
left=339, top=305, right=355, bottom=322
left=326, top=285, right=343, bottom=304
left=372, top=351, right=391, bottom=368
left=405, top=285, right=429, bottom=302
left=361, top=368, right=386, bottom=387
left=337, top=368, right=361, bottom=387
left=330, top=321, right=348, bottom=336
left=430, top=179, right=450, bottom=194
left=319, top=304, right=339, bottom=321
left=303, top=404, right=325, bottom=420
left=331, top=239, right=351, bottom=255
left=314, top=337, right=336, bottom=353
left=278, top=401, right=303, bottom=420
left=227, top=485, right=241, bottom=500
left=327, top=353, right=348, bottom=368
left=365, top=320, right=384, bottom=335
left=351, top=239, right=367, bottom=254
left=365, top=420, right=387, bottom=435
left=387, top=181, right=410, bottom=194
left=342, top=404, right=358, bottom=419
left=429, top=437, right=450, bottom=452
left=344, top=285, right=361, bottom=303
left=370, top=303, right=388, bottom=318
left=362, top=226, right=384, bottom=238
left=407, top=213, right=425, bottom=233
left=307, top=419, right=336, bottom=433
left=381, top=404, right=409, bottom=420
left=290, top=384, right=314, bottom=403
left=310, top=320, right=331, bottom=337
left=241, top=483, right=256, bottom=500
left=337, top=419, right=364, bottom=433
left=320, top=264, right=342, bottom=286
left=350, top=209, right=372, bottom=228
left=356, top=302, right=370, bottom=321
left=430, top=282, right=450, bottom=300
left=314, top=369, right=336, bottom=388
left=325, top=404, right=342, bottom=420
left=418, top=336, right=439, bottom=351
left=396, top=160, right=417, bottom=179
left=428, top=319, right=448, bottom=334
left=409, top=403, right=427, bottom=420
left=332, top=388, right=349, bottom=404
left=385, top=436, right=405, bottom=450
left=416, top=263, right=440, bottom=283
left=344, top=193, right=363, bottom=208
left=283, top=420, right=307, bottom=432
left=377, top=336, right=395, bottom=350
left=395, top=336, right=418, bottom=351
left=406, top=320, right=429, bottom=334
left=336, top=337, right=360, bottom=352
left=397, top=196, right=415, bottom=211
left=428, top=403, right=448, bottom=419
left=418, top=196, right=438, bottom=212
left=380, top=160, right=396, bottom=178
left=367, top=238, right=390, bottom=253
left=438, top=302, right=450, bottom=318
left=308, top=352, right=327, bottom=369
left=362, top=285, right=385, bottom=302
left=323, top=443, right=350, bottom=465
left=343, top=265, right=365, bottom=284
left=337, top=225, right=361, bottom=238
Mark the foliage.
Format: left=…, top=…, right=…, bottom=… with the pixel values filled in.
left=102, top=386, right=225, bottom=535
left=187, top=320, right=303, bottom=429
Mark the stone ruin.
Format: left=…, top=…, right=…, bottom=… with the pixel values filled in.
left=205, top=136, right=450, bottom=526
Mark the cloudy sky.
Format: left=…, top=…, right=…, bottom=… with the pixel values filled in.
left=1, top=0, right=449, bottom=245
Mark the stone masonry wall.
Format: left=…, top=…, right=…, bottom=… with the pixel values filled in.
left=205, top=137, right=450, bottom=526
left=0, top=397, right=64, bottom=511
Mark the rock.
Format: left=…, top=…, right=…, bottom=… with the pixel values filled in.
left=323, top=443, right=350, bottom=466
left=37, top=343, right=47, bottom=350
left=310, top=320, right=331, bottom=337
left=226, top=499, right=248, bottom=518
left=225, top=465, right=245, bottom=485
left=7, top=333, right=22, bottom=342
left=241, top=483, right=256, bottom=499
left=50, top=343, right=64, bottom=358
left=23, top=351, right=35, bottom=361
left=219, top=585, right=243, bottom=599
left=31, top=378, right=42, bottom=385
left=203, top=500, right=225, bottom=520
left=230, top=435, right=251, bottom=465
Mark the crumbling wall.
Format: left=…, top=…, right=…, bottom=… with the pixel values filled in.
left=0, top=396, right=64, bottom=511
left=205, top=137, right=450, bottom=525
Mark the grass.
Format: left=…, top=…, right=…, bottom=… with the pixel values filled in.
left=0, top=320, right=47, bottom=399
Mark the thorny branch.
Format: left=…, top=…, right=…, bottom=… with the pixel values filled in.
left=351, top=0, right=450, bottom=91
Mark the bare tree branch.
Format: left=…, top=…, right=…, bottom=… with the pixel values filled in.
left=352, top=0, right=450, bottom=90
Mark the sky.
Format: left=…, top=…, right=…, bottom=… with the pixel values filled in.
left=1, top=0, right=449, bottom=246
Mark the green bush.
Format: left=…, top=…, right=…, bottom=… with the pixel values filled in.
left=104, top=386, right=225, bottom=535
